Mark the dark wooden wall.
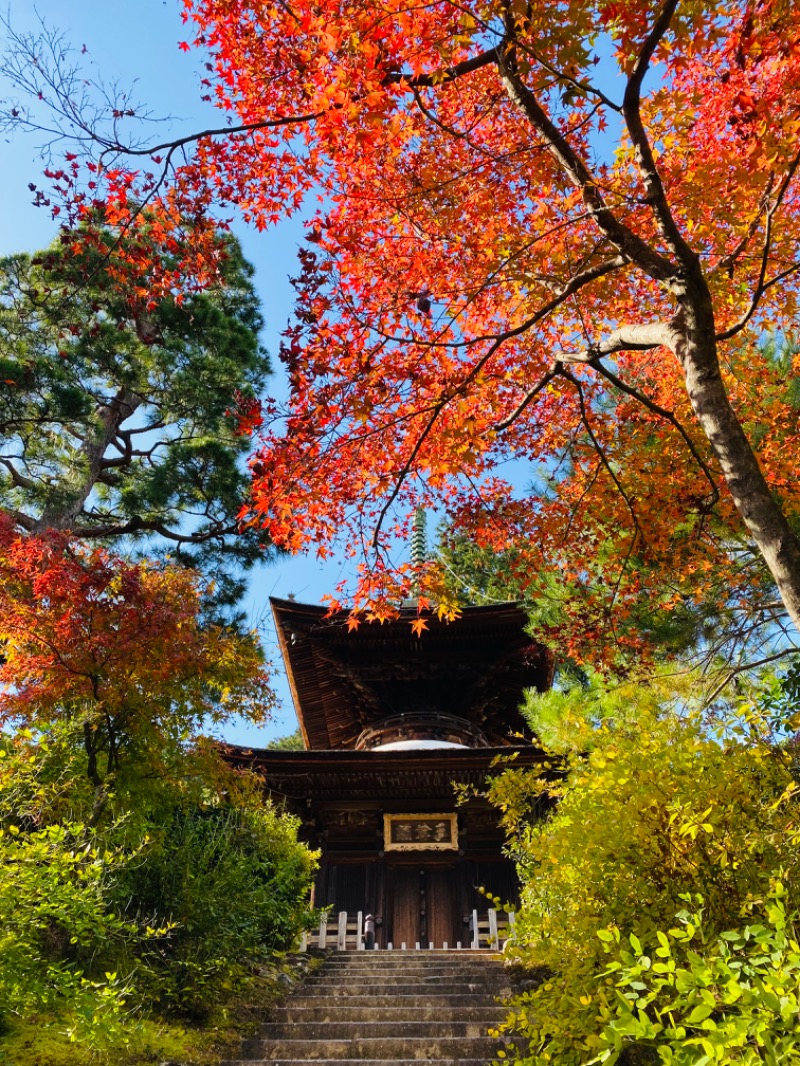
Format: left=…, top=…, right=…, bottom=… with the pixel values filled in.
left=308, top=798, right=519, bottom=948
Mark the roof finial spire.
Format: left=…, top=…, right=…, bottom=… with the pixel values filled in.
left=411, top=506, right=428, bottom=569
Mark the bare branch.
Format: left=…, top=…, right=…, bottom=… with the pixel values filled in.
left=591, top=361, right=720, bottom=508
left=496, top=41, right=677, bottom=284
left=553, top=321, right=678, bottom=363
left=702, top=647, right=800, bottom=708
left=622, top=0, right=695, bottom=264
left=561, top=366, right=642, bottom=531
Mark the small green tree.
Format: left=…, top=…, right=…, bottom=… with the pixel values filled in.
left=265, top=728, right=305, bottom=751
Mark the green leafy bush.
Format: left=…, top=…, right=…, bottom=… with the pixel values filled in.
left=0, top=736, right=318, bottom=1044
left=593, top=885, right=800, bottom=1065
left=117, top=803, right=318, bottom=1014
left=0, top=821, right=144, bottom=1049
left=491, top=693, right=800, bottom=1065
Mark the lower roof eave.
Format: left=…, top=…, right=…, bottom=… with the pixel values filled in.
left=217, top=743, right=558, bottom=803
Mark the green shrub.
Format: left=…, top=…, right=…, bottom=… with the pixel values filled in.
left=0, top=822, right=144, bottom=1049
left=116, top=803, right=317, bottom=1015
left=592, top=884, right=800, bottom=1065
left=0, top=735, right=318, bottom=1040
left=491, top=701, right=800, bottom=1065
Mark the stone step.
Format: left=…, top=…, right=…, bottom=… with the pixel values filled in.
left=307, top=980, right=507, bottom=989
left=295, top=986, right=509, bottom=1001
left=285, top=993, right=506, bottom=1010
left=260, top=1021, right=500, bottom=1040
left=266, top=1006, right=505, bottom=1024
left=324, top=959, right=503, bottom=967
left=323, top=955, right=503, bottom=965
left=221, top=1060, right=492, bottom=1066
left=220, top=950, right=510, bottom=1066
left=323, top=950, right=502, bottom=958
left=303, top=980, right=508, bottom=995
left=237, top=1036, right=502, bottom=1060
left=309, top=972, right=503, bottom=976
left=318, top=963, right=506, bottom=976
left=309, top=976, right=503, bottom=980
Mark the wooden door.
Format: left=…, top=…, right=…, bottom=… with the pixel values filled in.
left=426, top=865, right=459, bottom=948
left=388, top=864, right=459, bottom=948
left=389, top=866, right=420, bottom=947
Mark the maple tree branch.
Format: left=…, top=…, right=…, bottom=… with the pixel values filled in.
left=493, top=369, right=559, bottom=432
left=715, top=213, right=774, bottom=343
left=387, top=49, right=498, bottom=89
left=716, top=148, right=800, bottom=341
left=558, top=456, right=603, bottom=549
left=366, top=257, right=629, bottom=546
left=553, top=321, right=678, bottom=363
left=357, top=253, right=625, bottom=366
left=437, top=258, right=628, bottom=418
left=370, top=397, right=450, bottom=550
left=451, top=255, right=629, bottom=352
left=591, top=361, right=720, bottom=509
left=425, top=212, right=605, bottom=344
left=557, top=372, right=645, bottom=643
left=106, top=109, right=324, bottom=160
left=713, top=176, right=775, bottom=279
left=759, top=260, right=800, bottom=295
left=510, top=39, right=622, bottom=113
left=560, top=364, right=645, bottom=542
left=496, top=40, right=677, bottom=283
left=622, top=0, right=694, bottom=265
left=409, top=81, right=510, bottom=161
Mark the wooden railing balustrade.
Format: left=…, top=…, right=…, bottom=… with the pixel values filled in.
left=298, top=908, right=516, bottom=951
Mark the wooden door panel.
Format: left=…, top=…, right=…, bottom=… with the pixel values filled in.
left=426, top=866, right=458, bottom=948
left=389, top=867, right=420, bottom=947
left=389, top=864, right=459, bottom=948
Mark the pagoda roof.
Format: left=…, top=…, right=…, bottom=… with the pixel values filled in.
left=270, top=598, right=553, bottom=751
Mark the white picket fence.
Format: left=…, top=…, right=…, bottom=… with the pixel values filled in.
left=298, top=908, right=516, bottom=951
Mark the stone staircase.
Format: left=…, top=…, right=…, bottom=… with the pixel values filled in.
left=220, top=949, right=510, bottom=1065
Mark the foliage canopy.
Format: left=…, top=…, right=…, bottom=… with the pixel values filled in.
left=6, top=0, right=800, bottom=658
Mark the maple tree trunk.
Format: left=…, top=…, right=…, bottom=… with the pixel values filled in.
left=677, top=269, right=800, bottom=632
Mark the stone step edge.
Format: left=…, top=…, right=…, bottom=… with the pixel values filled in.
left=269, top=1006, right=507, bottom=1014
left=286, top=994, right=508, bottom=1004
left=299, top=985, right=510, bottom=992
left=260, top=1023, right=499, bottom=1036
left=241, top=1039, right=503, bottom=1054
left=311, top=968, right=506, bottom=975
left=220, top=1060, right=492, bottom=1066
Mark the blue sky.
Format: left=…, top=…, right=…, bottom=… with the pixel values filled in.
left=0, top=0, right=357, bottom=744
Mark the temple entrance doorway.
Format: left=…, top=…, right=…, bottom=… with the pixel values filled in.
left=387, top=862, right=460, bottom=948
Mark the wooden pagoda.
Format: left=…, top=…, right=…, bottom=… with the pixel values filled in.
left=222, top=597, right=554, bottom=949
